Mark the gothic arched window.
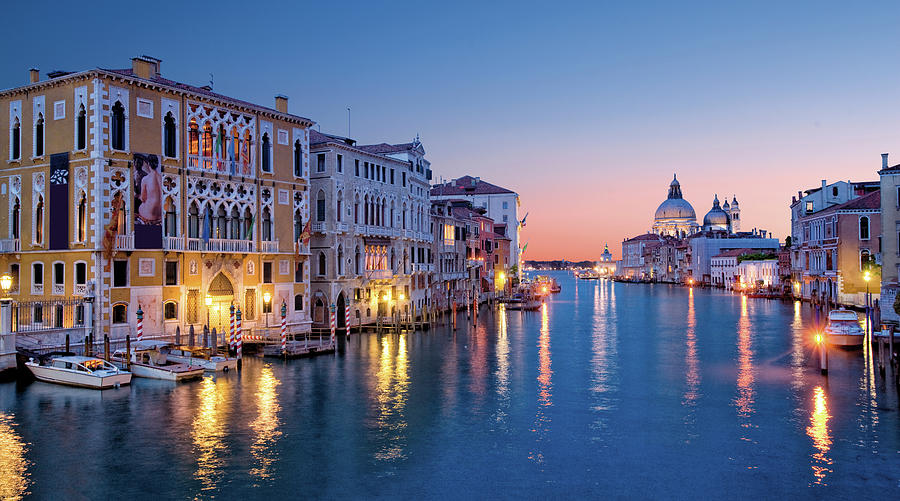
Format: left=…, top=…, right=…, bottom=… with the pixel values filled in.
left=111, top=101, right=125, bottom=150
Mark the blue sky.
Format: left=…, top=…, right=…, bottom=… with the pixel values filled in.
left=2, top=1, right=899, bottom=259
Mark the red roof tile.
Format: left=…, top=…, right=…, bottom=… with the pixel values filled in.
left=430, top=176, right=515, bottom=196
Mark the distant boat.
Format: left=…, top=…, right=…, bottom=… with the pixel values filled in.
left=112, top=341, right=204, bottom=381
left=824, top=309, right=865, bottom=347
left=577, top=270, right=601, bottom=280
left=26, top=355, right=131, bottom=389
left=167, top=346, right=237, bottom=372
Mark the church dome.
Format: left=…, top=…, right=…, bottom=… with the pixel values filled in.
left=654, top=174, right=696, bottom=221
left=703, top=195, right=730, bottom=229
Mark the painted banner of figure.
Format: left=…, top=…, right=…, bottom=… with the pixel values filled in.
left=133, top=153, right=163, bottom=249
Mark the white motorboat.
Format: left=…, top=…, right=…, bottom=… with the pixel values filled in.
left=26, top=355, right=132, bottom=389
left=167, top=346, right=237, bottom=372
left=824, top=309, right=865, bottom=347
left=112, top=340, right=204, bottom=381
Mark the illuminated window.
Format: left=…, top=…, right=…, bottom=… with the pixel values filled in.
left=164, top=301, right=177, bottom=320
left=112, top=303, right=127, bottom=324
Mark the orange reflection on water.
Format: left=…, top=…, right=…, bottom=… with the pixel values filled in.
left=805, top=386, right=832, bottom=485
left=683, top=287, right=699, bottom=409
left=530, top=302, right=553, bottom=464
left=192, top=377, right=230, bottom=491
left=374, top=334, right=409, bottom=461
left=249, top=365, right=282, bottom=480
left=0, top=413, right=29, bottom=500
left=735, top=295, right=755, bottom=422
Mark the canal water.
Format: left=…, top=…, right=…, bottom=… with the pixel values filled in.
left=0, top=271, right=898, bottom=499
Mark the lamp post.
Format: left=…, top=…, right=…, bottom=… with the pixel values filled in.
left=263, top=291, right=272, bottom=328
left=205, top=294, right=212, bottom=330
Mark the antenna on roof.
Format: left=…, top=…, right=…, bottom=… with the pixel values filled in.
left=347, top=107, right=351, bottom=137
left=208, top=73, right=214, bottom=90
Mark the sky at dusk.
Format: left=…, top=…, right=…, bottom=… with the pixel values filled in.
left=2, top=1, right=899, bottom=260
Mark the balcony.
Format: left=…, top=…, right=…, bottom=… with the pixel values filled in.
left=73, top=284, right=87, bottom=296
left=413, top=263, right=434, bottom=273
left=259, top=240, right=280, bottom=253
left=336, top=222, right=349, bottom=233
left=32, top=284, right=43, bottom=295
left=163, top=236, right=183, bottom=251
left=393, top=228, right=402, bottom=237
left=366, top=269, right=393, bottom=281
left=186, top=238, right=204, bottom=251
left=208, top=238, right=255, bottom=253
left=294, top=241, right=310, bottom=255
left=0, top=239, right=20, bottom=253
left=404, top=229, right=415, bottom=239
left=115, top=234, right=134, bottom=251
left=52, top=283, right=65, bottom=295
left=312, top=222, right=328, bottom=233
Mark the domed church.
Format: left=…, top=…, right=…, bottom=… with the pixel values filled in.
left=652, top=175, right=700, bottom=237
left=702, top=194, right=741, bottom=232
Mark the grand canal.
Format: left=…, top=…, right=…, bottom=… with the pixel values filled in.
left=0, top=271, right=898, bottom=499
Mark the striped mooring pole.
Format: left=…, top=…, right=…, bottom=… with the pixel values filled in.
left=345, top=303, right=351, bottom=335
left=229, top=303, right=235, bottom=352
left=330, top=303, right=336, bottom=348
left=136, top=304, right=144, bottom=341
left=235, top=306, right=243, bottom=364
left=280, top=301, right=287, bottom=355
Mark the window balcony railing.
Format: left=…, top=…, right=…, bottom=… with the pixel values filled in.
left=336, top=222, right=349, bottom=233
left=259, top=240, right=280, bottom=253
left=413, top=263, right=434, bottom=273
left=52, top=283, right=65, bottom=295
left=73, top=283, right=87, bottom=296
left=163, top=236, right=184, bottom=251
left=312, top=222, right=328, bottom=233
left=186, top=238, right=204, bottom=251
left=0, top=239, right=20, bottom=253
left=294, top=241, right=310, bottom=255
left=208, top=238, right=255, bottom=253
left=116, top=234, right=134, bottom=251
left=32, top=284, right=43, bottom=295
left=393, top=228, right=402, bottom=237
left=366, top=269, right=393, bottom=280
left=404, top=229, right=415, bottom=239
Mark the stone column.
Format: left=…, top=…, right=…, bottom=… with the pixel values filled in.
left=0, top=298, right=15, bottom=373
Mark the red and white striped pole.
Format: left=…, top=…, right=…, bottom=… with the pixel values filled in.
left=345, top=303, right=351, bottom=335
left=229, top=303, right=235, bottom=352
left=235, top=306, right=243, bottom=366
left=136, top=304, right=144, bottom=341
left=330, top=304, right=336, bottom=349
left=280, top=301, right=287, bottom=355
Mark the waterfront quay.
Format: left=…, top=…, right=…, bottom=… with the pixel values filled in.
left=0, top=271, right=897, bottom=499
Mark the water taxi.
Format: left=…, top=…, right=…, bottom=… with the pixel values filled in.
left=166, top=346, right=237, bottom=372
left=824, top=309, right=865, bottom=347
left=577, top=270, right=601, bottom=280
left=25, top=355, right=132, bottom=389
left=112, top=341, right=204, bottom=381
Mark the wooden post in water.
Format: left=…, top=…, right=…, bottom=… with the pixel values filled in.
left=65, top=334, right=70, bottom=354
left=104, top=335, right=110, bottom=361
left=452, top=300, right=457, bottom=331
left=125, top=335, right=131, bottom=370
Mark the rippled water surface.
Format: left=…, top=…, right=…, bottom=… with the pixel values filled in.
left=2, top=272, right=899, bottom=499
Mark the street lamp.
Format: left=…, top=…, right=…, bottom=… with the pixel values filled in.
left=205, top=294, right=212, bottom=328
left=263, top=291, right=272, bottom=327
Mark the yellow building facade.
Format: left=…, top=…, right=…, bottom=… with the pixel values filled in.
left=0, top=57, right=314, bottom=343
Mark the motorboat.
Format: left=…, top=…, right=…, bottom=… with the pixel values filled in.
left=504, top=292, right=543, bottom=311
left=824, top=309, right=865, bottom=347
left=112, top=340, right=204, bottom=381
left=166, top=346, right=237, bottom=372
left=25, top=355, right=131, bottom=389
left=577, top=270, right=601, bottom=280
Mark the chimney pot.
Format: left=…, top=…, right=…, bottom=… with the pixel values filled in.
left=275, top=95, right=289, bottom=113
left=29, top=68, right=39, bottom=84
left=131, top=56, right=160, bottom=79
left=882, top=153, right=889, bottom=169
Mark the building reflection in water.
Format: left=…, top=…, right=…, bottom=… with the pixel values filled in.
left=529, top=302, right=553, bottom=464
left=192, top=377, right=231, bottom=491
left=682, top=287, right=700, bottom=434
left=249, top=365, right=282, bottom=480
left=734, top=295, right=755, bottom=426
left=0, top=413, right=29, bottom=500
left=374, top=334, right=409, bottom=462
left=806, top=386, right=832, bottom=485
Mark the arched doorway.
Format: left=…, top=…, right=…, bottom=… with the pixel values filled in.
left=313, top=294, right=327, bottom=326
left=207, top=272, right=234, bottom=334
left=336, top=292, right=346, bottom=329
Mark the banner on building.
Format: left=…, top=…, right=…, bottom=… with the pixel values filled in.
left=133, top=153, right=163, bottom=249
left=49, top=152, right=69, bottom=250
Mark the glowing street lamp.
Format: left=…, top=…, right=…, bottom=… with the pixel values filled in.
left=0, top=274, right=11, bottom=296
left=205, top=294, right=212, bottom=328
left=263, top=292, right=272, bottom=327
left=864, top=270, right=872, bottom=339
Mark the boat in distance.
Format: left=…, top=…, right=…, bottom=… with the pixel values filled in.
left=25, top=355, right=132, bottom=389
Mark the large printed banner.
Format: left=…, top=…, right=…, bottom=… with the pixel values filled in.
left=133, top=153, right=163, bottom=249
left=49, top=152, right=69, bottom=250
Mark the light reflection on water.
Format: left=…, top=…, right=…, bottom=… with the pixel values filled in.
left=373, top=335, right=409, bottom=462
left=249, top=365, right=282, bottom=480
left=682, top=287, right=700, bottom=434
left=0, top=413, right=28, bottom=500
left=590, top=279, right=618, bottom=438
left=192, top=376, right=230, bottom=492
left=734, top=295, right=756, bottom=428
left=806, top=386, right=832, bottom=485
left=493, top=304, right=510, bottom=429
left=529, top=302, right=552, bottom=464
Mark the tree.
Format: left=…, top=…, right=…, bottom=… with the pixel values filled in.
left=784, top=235, right=792, bottom=248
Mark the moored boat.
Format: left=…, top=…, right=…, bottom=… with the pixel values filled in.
left=824, top=309, right=865, bottom=347
left=166, top=346, right=237, bottom=372
left=25, top=355, right=131, bottom=389
left=112, top=341, right=204, bottom=381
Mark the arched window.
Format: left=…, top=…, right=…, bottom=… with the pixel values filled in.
left=164, top=301, right=178, bottom=320
left=77, top=192, right=87, bottom=242
left=164, top=198, right=177, bottom=238
left=316, top=190, right=326, bottom=222
left=112, top=303, right=127, bottom=324
left=390, top=202, right=395, bottom=228
left=262, top=207, right=272, bottom=241
left=354, top=198, right=359, bottom=224
left=188, top=119, right=199, bottom=156
left=859, top=216, right=870, bottom=240
left=111, top=101, right=125, bottom=150
left=355, top=246, right=361, bottom=275
left=188, top=203, right=199, bottom=238
left=337, top=246, right=344, bottom=276
left=216, top=205, right=227, bottom=239
left=201, top=123, right=213, bottom=168
left=35, top=195, right=44, bottom=244
left=261, top=132, right=271, bottom=173
left=318, top=252, right=326, bottom=276
left=164, top=112, right=177, bottom=157
left=336, top=192, right=342, bottom=223
left=76, top=105, right=87, bottom=150
left=230, top=207, right=241, bottom=239
left=294, top=294, right=304, bottom=311
left=242, top=130, right=252, bottom=174
left=11, top=118, right=21, bottom=160
left=391, top=248, right=396, bottom=271
left=243, top=207, right=253, bottom=239
left=11, top=197, right=20, bottom=239
left=294, top=209, right=303, bottom=242
left=34, top=113, right=44, bottom=157
left=293, top=139, right=302, bottom=177
left=860, top=249, right=871, bottom=271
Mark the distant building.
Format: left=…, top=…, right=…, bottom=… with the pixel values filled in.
left=880, top=154, right=900, bottom=322
left=689, top=233, right=780, bottom=284
left=738, top=259, right=779, bottom=289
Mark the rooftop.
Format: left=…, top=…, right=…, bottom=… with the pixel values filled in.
left=431, top=176, right=516, bottom=196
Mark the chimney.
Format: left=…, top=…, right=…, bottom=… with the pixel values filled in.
left=821, top=179, right=826, bottom=190
left=29, top=68, right=39, bottom=84
left=131, top=56, right=160, bottom=79
left=275, top=95, right=288, bottom=113
left=882, top=153, right=889, bottom=169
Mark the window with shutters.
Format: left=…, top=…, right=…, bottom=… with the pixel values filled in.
left=186, top=289, right=199, bottom=323
left=245, top=288, right=256, bottom=320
